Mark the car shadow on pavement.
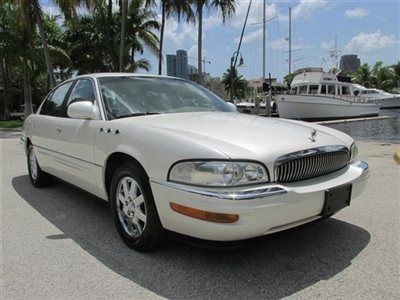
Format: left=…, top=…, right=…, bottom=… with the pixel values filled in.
left=12, top=175, right=371, bottom=299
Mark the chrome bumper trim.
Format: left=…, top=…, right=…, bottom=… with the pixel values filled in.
left=150, top=180, right=287, bottom=200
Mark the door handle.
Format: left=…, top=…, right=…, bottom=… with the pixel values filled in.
left=56, top=127, right=62, bottom=134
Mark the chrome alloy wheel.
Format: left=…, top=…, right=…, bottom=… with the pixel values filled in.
left=29, top=148, right=38, bottom=180
left=116, top=176, right=147, bottom=238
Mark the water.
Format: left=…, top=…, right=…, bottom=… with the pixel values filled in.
left=326, top=109, right=400, bottom=143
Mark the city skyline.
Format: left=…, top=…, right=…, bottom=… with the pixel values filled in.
left=134, top=0, right=399, bottom=80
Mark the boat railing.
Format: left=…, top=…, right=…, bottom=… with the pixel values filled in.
left=280, top=91, right=380, bottom=105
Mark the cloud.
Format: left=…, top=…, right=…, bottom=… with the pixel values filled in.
left=270, top=37, right=313, bottom=50
left=292, top=0, right=330, bottom=19
left=234, top=28, right=263, bottom=43
left=162, top=16, right=196, bottom=48
left=320, top=39, right=335, bottom=50
left=345, top=30, right=396, bottom=52
left=188, top=45, right=209, bottom=62
left=344, top=8, right=369, bottom=18
left=225, top=1, right=281, bottom=29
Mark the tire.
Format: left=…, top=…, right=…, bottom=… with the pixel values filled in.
left=109, top=162, right=166, bottom=251
left=27, top=144, right=53, bottom=188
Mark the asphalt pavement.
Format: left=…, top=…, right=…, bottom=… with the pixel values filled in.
left=1, top=130, right=399, bottom=299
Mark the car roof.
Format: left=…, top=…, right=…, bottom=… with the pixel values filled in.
left=74, top=73, right=180, bottom=80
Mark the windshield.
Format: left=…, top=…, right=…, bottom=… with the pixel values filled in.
left=98, top=76, right=235, bottom=119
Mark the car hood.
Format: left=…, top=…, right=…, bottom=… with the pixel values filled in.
left=117, top=112, right=353, bottom=164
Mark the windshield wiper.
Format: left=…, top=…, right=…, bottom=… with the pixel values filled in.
left=115, top=112, right=161, bottom=119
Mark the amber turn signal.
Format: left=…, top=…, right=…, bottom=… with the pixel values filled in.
left=170, top=203, right=239, bottom=223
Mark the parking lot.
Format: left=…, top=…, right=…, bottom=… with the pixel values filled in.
left=1, top=130, right=399, bottom=299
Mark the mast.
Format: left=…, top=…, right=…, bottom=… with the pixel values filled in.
left=288, top=7, right=292, bottom=75
left=262, top=0, right=266, bottom=82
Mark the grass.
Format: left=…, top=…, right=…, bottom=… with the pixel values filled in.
left=0, top=119, right=23, bottom=129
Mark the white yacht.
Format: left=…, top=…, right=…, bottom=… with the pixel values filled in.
left=276, top=68, right=379, bottom=120
left=352, top=84, right=400, bottom=108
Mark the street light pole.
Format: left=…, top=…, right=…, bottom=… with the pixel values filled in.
left=229, top=51, right=244, bottom=103
left=230, top=56, right=235, bottom=103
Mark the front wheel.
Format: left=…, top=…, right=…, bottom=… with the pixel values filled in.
left=27, top=144, right=52, bottom=188
left=109, top=162, right=166, bottom=251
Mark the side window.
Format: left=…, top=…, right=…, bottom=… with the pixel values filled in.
left=298, top=85, right=307, bottom=94
left=342, top=86, right=349, bottom=95
left=66, top=79, right=95, bottom=106
left=308, top=85, right=319, bottom=95
left=327, top=85, right=335, bottom=95
left=40, top=81, right=73, bottom=116
left=320, top=85, right=327, bottom=94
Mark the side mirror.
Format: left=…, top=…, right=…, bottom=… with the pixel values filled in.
left=67, top=101, right=99, bottom=120
left=227, top=102, right=237, bottom=111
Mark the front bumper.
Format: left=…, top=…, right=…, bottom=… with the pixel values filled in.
left=150, top=161, right=369, bottom=241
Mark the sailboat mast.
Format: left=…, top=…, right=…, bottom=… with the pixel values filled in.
left=289, top=6, right=292, bottom=75
left=263, top=0, right=266, bottom=82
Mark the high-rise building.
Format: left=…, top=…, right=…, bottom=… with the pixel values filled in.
left=340, top=54, right=361, bottom=75
left=166, top=55, right=177, bottom=77
left=176, top=49, right=189, bottom=79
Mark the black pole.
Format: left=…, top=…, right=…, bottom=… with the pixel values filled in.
left=234, top=0, right=252, bottom=67
left=230, top=56, right=234, bottom=102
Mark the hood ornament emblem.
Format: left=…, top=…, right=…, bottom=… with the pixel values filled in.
left=309, top=129, right=317, bottom=142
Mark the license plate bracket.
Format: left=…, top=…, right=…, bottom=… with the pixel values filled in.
left=321, top=184, right=352, bottom=217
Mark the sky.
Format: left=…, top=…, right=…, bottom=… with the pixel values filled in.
left=41, top=0, right=400, bottom=81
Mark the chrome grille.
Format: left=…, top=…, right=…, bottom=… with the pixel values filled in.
left=275, top=145, right=349, bottom=183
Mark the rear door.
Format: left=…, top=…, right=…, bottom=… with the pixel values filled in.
left=29, top=80, right=74, bottom=175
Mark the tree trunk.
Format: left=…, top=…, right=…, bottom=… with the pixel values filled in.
left=33, top=0, right=56, bottom=88
left=107, top=0, right=112, bottom=41
left=23, top=58, right=33, bottom=119
left=119, top=0, right=128, bottom=72
left=158, top=1, right=166, bottom=75
left=0, top=59, right=10, bottom=120
left=197, top=4, right=203, bottom=84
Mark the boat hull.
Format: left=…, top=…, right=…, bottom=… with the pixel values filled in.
left=379, top=96, right=400, bottom=108
left=276, top=95, right=380, bottom=121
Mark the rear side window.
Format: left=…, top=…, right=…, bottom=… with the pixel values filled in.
left=40, top=81, right=73, bottom=116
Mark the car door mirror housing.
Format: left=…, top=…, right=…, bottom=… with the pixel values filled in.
left=67, top=101, right=100, bottom=120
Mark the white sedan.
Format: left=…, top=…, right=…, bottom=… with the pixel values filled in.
left=22, top=73, right=369, bottom=251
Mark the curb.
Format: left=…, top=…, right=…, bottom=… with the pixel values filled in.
left=394, top=149, right=400, bottom=165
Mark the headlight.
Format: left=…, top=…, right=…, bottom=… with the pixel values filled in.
left=168, top=160, right=269, bottom=186
left=350, top=143, right=358, bottom=162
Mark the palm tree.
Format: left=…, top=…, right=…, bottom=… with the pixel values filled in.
left=195, top=0, right=236, bottom=84
left=391, top=61, right=400, bottom=88
left=126, top=0, right=160, bottom=62
left=352, top=64, right=372, bottom=88
left=32, top=0, right=56, bottom=88
left=222, top=67, right=248, bottom=99
left=13, top=0, right=93, bottom=88
left=119, top=0, right=128, bottom=71
left=370, top=61, right=396, bottom=90
left=154, top=0, right=195, bottom=75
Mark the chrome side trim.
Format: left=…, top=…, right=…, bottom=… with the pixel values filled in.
left=357, top=161, right=369, bottom=171
left=150, top=180, right=287, bottom=200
